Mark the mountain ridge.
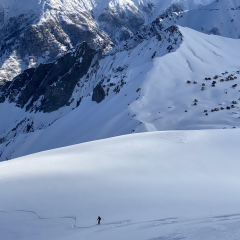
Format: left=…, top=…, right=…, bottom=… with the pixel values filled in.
left=0, top=0, right=214, bottom=82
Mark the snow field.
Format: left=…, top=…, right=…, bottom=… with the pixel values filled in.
left=0, top=129, right=240, bottom=239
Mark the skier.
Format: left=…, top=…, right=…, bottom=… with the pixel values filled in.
left=97, top=216, right=101, bottom=225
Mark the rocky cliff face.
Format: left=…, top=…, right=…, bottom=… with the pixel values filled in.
left=97, top=2, right=150, bottom=43
left=0, top=42, right=100, bottom=113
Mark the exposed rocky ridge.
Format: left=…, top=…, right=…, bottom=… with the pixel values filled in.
left=97, top=2, right=151, bottom=43
left=119, top=19, right=181, bottom=52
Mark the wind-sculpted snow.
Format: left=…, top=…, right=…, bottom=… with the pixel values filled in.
left=0, top=129, right=240, bottom=239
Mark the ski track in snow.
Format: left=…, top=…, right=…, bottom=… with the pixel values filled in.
left=3, top=209, right=240, bottom=228
left=1, top=209, right=179, bottom=229
left=16, top=210, right=78, bottom=228
left=1, top=209, right=240, bottom=239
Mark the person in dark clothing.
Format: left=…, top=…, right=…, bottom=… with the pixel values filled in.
left=97, top=216, right=101, bottom=224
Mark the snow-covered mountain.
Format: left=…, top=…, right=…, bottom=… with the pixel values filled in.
left=1, top=23, right=240, bottom=161
left=1, top=129, right=240, bottom=239
left=0, top=0, right=214, bottom=82
left=0, top=0, right=112, bottom=83
left=1, top=0, right=240, bottom=161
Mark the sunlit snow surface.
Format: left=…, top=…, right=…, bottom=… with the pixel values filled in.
left=0, top=129, right=240, bottom=239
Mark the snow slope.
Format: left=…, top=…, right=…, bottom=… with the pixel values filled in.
left=0, top=129, right=240, bottom=239
left=1, top=26, right=240, bottom=161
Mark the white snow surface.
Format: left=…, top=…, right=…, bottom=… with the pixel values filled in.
left=0, top=129, right=240, bottom=239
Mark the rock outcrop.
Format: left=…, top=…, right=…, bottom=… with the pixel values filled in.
left=92, top=84, right=105, bottom=103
